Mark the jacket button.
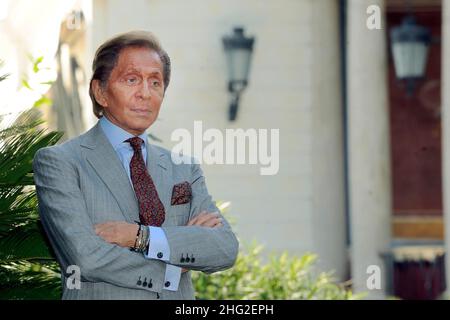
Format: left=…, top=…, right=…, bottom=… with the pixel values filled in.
left=148, top=279, right=153, bottom=288
left=165, top=281, right=171, bottom=288
left=191, top=256, right=195, bottom=263
left=185, top=255, right=190, bottom=263
left=136, top=276, right=142, bottom=286
left=157, top=252, right=163, bottom=259
left=143, top=278, right=148, bottom=287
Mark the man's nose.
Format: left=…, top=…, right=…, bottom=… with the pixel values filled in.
left=138, top=81, right=151, bottom=99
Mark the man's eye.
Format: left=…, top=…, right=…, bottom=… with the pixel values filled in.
left=152, top=80, right=160, bottom=87
left=126, top=77, right=138, bottom=84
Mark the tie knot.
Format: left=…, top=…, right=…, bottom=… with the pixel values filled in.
left=126, top=137, right=144, bottom=151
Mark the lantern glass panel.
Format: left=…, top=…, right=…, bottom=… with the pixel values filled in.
left=392, top=41, right=429, bottom=79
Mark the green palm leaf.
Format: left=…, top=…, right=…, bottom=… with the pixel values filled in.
left=0, top=260, right=61, bottom=299
left=0, top=106, right=63, bottom=299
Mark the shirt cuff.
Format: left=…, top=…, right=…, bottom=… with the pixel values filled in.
left=163, top=264, right=182, bottom=291
left=144, top=226, right=170, bottom=262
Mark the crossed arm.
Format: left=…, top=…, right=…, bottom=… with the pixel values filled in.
left=94, top=211, right=224, bottom=273
left=95, top=212, right=223, bottom=248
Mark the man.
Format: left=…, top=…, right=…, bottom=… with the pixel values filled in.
left=33, top=30, right=239, bottom=300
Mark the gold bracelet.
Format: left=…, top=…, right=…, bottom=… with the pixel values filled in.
left=130, top=223, right=142, bottom=252
left=139, top=226, right=149, bottom=252
left=137, top=225, right=144, bottom=251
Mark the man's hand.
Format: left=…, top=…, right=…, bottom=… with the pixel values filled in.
left=187, top=211, right=223, bottom=228
left=95, top=221, right=138, bottom=248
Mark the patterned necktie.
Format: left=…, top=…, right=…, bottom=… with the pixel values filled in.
left=126, top=137, right=165, bottom=226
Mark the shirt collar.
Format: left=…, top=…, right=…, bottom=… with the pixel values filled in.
left=99, top=116, right=148, bottom=151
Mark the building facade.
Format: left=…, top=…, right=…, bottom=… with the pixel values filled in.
left=15, top=0, right=450, bottom=299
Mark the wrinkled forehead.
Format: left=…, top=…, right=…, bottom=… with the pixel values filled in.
left=113, top=46, right=164, bottom=76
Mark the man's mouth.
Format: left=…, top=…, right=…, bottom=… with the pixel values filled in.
left=131, top=108, right=151, bottom=115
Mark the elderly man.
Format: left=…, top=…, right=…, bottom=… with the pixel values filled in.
left=33, top=30, right=239, bottom=300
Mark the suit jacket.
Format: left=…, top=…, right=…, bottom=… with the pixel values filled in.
left=32, top=122, right=239, bottom=300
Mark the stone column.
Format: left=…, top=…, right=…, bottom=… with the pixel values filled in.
left=347, top=0, right=391, bottom=299
left=310, top=0, right=347, bottom=281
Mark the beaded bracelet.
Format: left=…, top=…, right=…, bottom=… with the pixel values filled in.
left=130, top=221, right=142, bottom=252
left=130, top=221, right=151, bottom=253
left=138, top=225, right=145, bottom=251
left=139, top=225, right=149, bottom=252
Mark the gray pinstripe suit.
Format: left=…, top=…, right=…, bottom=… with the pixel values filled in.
left=32, top=122, right=239, bottom=300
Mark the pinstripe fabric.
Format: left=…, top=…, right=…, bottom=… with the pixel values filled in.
left=32, top=122, right=239, bottom=300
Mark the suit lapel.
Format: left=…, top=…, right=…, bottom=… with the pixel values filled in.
left=80, top=123, right=140, bottom=223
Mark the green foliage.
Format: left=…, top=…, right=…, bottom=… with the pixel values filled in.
left=0, top=65, right=63, bottom=299
left=20, top=55, right=54, bottom=109
left=0, top=261, right=61, bottom=299
left=192, top=202, right=360, bottom=300
left=192, top=243, right=359, bottom=300
left=0, top=109, right=63, bottom=299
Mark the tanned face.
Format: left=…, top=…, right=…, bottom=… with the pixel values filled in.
left=93, top=46, right=165, bottom=135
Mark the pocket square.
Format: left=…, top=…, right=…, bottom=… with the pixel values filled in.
left=171, top=181, right=192, bottom=205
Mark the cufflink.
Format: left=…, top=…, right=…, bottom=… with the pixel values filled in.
left=157, top=252, right=163, bottom=259
left=165, top=281, right=171, bottom=288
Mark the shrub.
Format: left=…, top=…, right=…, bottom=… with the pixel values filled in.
left=192, top=243, right=359, bottom=300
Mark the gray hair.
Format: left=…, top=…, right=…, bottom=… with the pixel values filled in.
left=89, top=30, right=171, bottom=118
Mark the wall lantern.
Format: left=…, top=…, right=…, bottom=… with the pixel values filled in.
left=222, top=27, right=255, bottom=121
left=390, top=15, right=431, bottom=96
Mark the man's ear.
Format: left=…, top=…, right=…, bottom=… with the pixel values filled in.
left=92, top=80, right=108, bottom=107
